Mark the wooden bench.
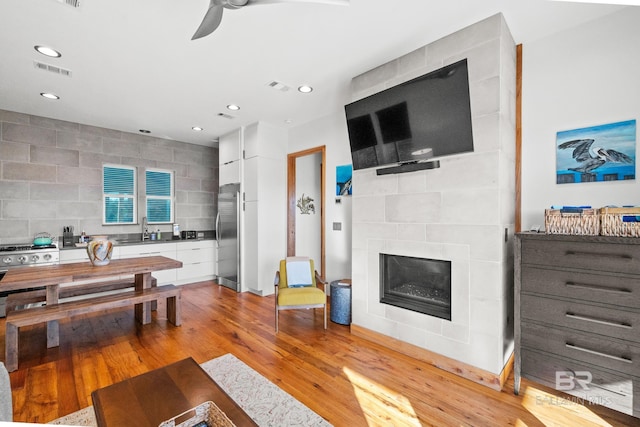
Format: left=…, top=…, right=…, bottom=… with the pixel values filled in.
left=5, top=277, right=158, bottom=314
left=4, top=284, right=181, bottom=372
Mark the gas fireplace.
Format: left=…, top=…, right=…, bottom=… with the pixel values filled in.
left=380, top=253, right=451, bottom=321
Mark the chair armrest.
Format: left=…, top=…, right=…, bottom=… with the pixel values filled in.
left=314, top=271, right=327, bottom=292
left=274, top=270, right=280, bottom=287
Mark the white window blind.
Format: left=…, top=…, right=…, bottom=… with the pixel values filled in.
left=146, top=168, right=174, bottom=223
left=103, top=165, right=136, bottom=224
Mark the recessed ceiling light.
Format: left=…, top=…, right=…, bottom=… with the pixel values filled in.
left=192, top=126, right=204, bottom=131
left=139, top=129, right=151, bottom=134
left=227, top=104, right=240, bottom=111
left=34, top=45, right=62, bottom=58
left=298, top=85, right=313, bottom=93
left=40, top=92, right=59, bottom=100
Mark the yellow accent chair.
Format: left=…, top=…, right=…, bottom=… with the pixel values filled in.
left=274, top=257, right=327, bottom=333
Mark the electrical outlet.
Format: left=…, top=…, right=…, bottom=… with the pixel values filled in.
left=333, top=222, right=342, bottom=231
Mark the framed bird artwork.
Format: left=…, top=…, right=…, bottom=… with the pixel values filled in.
left=336, top=164, right=352, bottom=196
left=556, top=119, right=636, bottom=184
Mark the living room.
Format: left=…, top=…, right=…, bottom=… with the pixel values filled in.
left=1, top=1, right=640, bottom=426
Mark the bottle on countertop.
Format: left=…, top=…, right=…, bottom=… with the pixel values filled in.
left=156, top=229, right=161, bottom=240
left=80, top=230, right=86, bottom=243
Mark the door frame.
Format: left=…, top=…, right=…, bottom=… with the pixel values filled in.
left=287, top=145, right=326, bottom=279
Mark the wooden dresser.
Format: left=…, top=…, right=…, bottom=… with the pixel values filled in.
left=515, top=232, right=640, bottom=418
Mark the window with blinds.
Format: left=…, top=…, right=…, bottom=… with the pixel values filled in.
left=103, top=165, right=136, bottom=224
left=146, top=168, right=174, bottom=223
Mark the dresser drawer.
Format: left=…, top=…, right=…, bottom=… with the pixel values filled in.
left=521, top=294, right=640, bottom=342
left=520, top=266, right=640, bottom=309
left=521, top=349, right=635, bottom=416
left=521, top=322, right=640, bottom=377
left=521, top=239, right=640, bottom=275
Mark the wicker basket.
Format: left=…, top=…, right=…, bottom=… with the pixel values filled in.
left=599, top=207, right=640, bottom=237
left=544, top=208, right=600, bottom=235
left=158, top=401, right=236, bottom=427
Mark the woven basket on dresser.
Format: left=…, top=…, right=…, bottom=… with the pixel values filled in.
left=600, top=207, right=640, bottom=237
left=544, top=208, right=600, bottom=235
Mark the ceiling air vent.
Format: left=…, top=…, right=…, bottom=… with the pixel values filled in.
left=267, top=80, right=290, bottom=92
left=217, top=113, right=235, bottom=119
left=34, top=61, right=72, bottom=77
left=56, top=0, right=81, bottom=7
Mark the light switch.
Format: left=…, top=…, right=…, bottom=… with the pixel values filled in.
left=333, top=222, right=342, bottom=231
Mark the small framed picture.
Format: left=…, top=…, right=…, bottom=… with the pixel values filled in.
left=336, top=164, right=352, bottom=196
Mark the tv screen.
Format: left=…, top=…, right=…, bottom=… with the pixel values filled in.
left=345, top=59, right=474, bottom=171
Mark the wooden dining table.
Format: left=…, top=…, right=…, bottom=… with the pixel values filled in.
left=0, top=256, right=182, bottom=348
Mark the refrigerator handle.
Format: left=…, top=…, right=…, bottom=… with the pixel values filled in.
left=236, top=190, right=241, bottom=287
left=215, top=212, right=220, bottom=247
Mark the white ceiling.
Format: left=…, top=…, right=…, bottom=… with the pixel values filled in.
left=0, top=0, right=627, bottom=147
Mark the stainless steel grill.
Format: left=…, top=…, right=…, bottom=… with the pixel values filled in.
left=0, top=244, right=60, bottom=268
left=0, top=243, right=60, bottom=317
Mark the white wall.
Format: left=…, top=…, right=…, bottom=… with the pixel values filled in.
left=521, top=7, right=640, bottom=230
left=288, top=113, right=353, bottom=283
left=295, top=152, right=322, bottom=267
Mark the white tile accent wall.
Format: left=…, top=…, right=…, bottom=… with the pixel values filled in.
left=350, top=13, right=516, bottom=375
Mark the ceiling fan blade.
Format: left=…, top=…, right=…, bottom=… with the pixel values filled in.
left=248, top=0, right=349, bottom=6
left=191, top=2, right=225, bottom=40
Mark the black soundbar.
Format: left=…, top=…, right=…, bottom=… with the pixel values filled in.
left=376, top=160, right=441, bottom=176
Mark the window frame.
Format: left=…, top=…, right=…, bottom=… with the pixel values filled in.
left=145, top=167, right=175, bottom=224
left=102, top=164, right=137, bottom=225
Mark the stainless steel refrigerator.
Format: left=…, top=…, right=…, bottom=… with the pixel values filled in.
left=216, top=183, right=240, bottom=291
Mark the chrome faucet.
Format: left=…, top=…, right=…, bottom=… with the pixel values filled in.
left=142, top=216, right=149, bottom=241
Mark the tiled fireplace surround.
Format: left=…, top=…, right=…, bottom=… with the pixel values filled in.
left=350, top=14, right=516, bottom=390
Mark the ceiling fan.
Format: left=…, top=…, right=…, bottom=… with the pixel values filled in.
left=192, top=0, right=350, bottom=40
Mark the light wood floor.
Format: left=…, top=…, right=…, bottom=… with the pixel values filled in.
left=2, top=281, right=638, bottom=426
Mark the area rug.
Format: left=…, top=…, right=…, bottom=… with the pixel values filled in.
left=49, top=354, right=331, bottom=426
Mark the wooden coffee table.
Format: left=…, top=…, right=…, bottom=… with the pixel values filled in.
left=91, top=357, right=257, bottom=427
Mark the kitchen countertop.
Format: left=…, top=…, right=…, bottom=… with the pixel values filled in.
left=59, top=232, right=215, bottom=250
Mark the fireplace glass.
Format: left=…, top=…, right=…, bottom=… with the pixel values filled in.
left=380, top=253, right=451, bottom=321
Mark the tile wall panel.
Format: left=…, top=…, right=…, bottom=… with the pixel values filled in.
left=0, top=110, right=218, bottom=243
left=351, top=13, right=516, bottom=376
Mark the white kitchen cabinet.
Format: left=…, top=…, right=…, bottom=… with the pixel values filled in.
left=60, top=247, right=121, bottom=263
left=219, top=161, right=240, bottom=186
left=241, top=122, right=287, bottom=295
left=219, top=129, right=242, bottom=185
left=244, top=122, right=287, bottom=202
left=119, top=243, right=177, bottom=285
left=219, top=129, right=242, bottom=164
left=59, top=248, right=90, bottom=264
left=243, top=156, right=259, bottom=202
left=243, top=122, right=286, bottom=160
left=175, top=240, right=216, bottom=284
left=63, top=241, right=217, bottom=287
left=59, top=246, right=121, bottom=287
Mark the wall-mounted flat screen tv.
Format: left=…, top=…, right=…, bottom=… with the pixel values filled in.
left=344, top=58, right=474, bottom=171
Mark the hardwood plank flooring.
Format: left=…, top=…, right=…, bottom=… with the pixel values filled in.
left=2, top=281, right=638, bottom=426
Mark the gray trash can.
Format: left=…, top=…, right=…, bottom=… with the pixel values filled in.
left=330, top=279, right=352, bottom=325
